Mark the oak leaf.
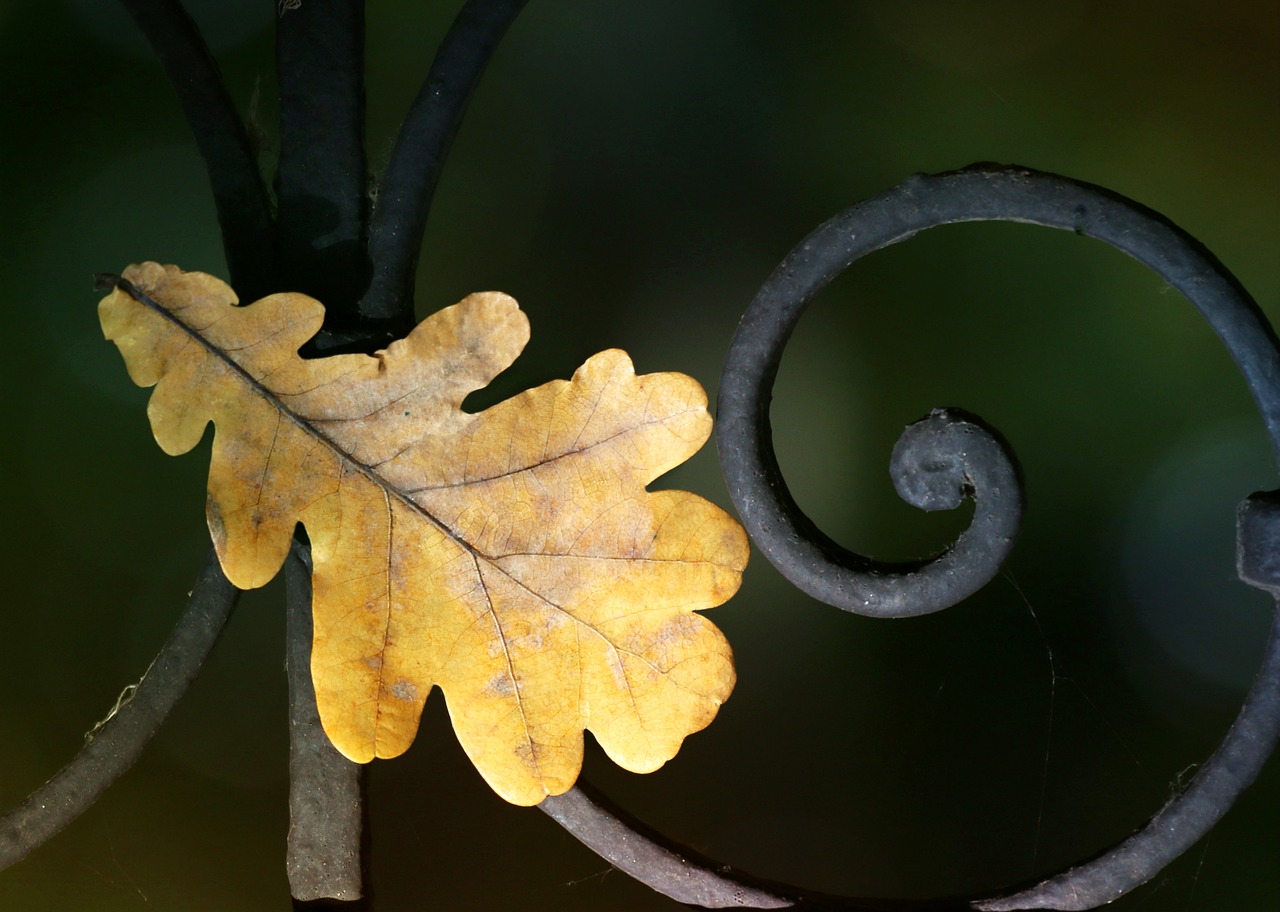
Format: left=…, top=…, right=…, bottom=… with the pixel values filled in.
left=99, top=263, right=747, bottom=805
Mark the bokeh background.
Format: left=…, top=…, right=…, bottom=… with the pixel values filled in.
left=1, top=1, right=1277, bottom=909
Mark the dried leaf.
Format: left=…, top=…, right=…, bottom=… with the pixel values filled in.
left=100, top=263, right=747, bottom=805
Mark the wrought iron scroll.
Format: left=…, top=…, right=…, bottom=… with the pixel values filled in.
left=541, top=167, right=1280, bottom=909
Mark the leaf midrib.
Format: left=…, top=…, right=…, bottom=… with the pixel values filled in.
left=117, top=276, right=489, bottom=559
left=120, top=277, right=721, bottom=566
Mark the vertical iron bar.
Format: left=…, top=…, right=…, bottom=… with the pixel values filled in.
left=285, top=540, right=365, bottom=903
left=275, top=2, right=370, bottom=899
left=275, top=0, right=370, bottom=319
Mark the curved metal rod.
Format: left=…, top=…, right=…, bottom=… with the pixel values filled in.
left=979, top=599, right=1280, bottom=910
left=539, top=166, right=1280, bottom=909
left=540, top=780, right=971, bottom=911
left=119, top=0, right=276, bottom=301
left=539, top=782, right=796, bottom=910
left=976, top=492, right=1280, bottom=910
left=718, top=165, right=1280, bottom=618
left=360, top=0, right=529, bottom=325
left=740, top=403, right=1023, bottom=619
left=0, top=549, right=238, bottom=870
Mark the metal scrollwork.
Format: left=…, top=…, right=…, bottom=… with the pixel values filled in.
left=544, top=164, right=1280, bottom=910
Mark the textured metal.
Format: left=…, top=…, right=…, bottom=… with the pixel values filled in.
left=1238, top=491, right=1280, bottom=594
left=539, top=783, right=796, bottom=910
left=285, top=541, right=365, bottom=903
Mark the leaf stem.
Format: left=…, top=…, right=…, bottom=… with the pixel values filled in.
left=0, top=549, right=238, bottom=871
left=360, top=0, right=529, bottom=324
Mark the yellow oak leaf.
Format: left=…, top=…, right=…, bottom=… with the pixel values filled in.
left=99, top=262, right=747, bottom=805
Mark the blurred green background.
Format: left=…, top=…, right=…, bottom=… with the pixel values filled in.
left=1, top=1, right=1277, bottom=909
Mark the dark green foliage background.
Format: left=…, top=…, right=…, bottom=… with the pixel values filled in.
left=0, top=1, right=1276, bottom=909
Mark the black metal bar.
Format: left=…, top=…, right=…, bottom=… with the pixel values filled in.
left=360, top=0, right=528, bottom=325
left=119, top=0, right=276, bottom=301
left=728, top=403, right=1022, bottom=619
left=275, top=0, right=370, bottom=322
left=272, top=4, right=374, bottom=903
left=285, top=539, right=365, bottom=903
left=0, top=549, right=238, bottom=870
